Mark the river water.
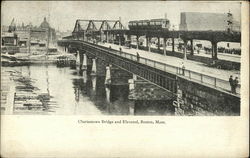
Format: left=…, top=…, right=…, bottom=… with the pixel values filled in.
left=1, top=64, right=173, bottom=115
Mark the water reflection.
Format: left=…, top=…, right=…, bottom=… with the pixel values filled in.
left=91, top=76, right=96, bottom=92
left=2, top=64, right=174, bottom=115
left=105, top=86, right=110, bottom=103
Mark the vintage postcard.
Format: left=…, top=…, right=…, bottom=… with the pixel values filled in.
left=1, top=1, right=249, bottom=157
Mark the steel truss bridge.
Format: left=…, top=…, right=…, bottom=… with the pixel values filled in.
left=65, top=19, right=241, bottom=60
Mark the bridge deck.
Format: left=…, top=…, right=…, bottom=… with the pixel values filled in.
left=143, top=44, right=241, bottom=63
left=99, top=43, right=240, bottom=80
left=95, top=42, right=240, bottom=95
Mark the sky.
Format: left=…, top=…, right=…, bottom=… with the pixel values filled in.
left=1, top=1, right=241, bottom=32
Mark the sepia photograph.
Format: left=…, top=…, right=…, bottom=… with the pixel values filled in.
left=1, top=1, right=243, bottom=116
left=0, top=1, right=249, bottom=157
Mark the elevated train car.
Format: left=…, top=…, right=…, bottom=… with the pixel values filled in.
left=128, top=18, right=170, bottom=30
left=149, top=19, right=170, bottom=30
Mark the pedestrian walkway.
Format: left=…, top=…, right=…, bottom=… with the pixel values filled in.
left=97, top=42, right=240, bottom=95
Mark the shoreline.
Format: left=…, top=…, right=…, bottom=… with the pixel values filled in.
left=1, top=52, right=76, bottom=67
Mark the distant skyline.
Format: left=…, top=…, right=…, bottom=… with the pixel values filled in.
left=1, top=1, right=241, bottom=32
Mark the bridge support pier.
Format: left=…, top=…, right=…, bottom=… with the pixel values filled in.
left=172, top=37, right=175, bottom=52
left=157, top=37, right=160, bottom=50
left=173, top=85, right=184, bottom=116
left=128, top=74, right=140, bottom=91
left=190, top=39, right=194, bottom=55
left=136, top=36, right=139, bottom=50
left=128, top=77, right=175, bottom=115
left=104, top=64, right=132, bottom=85
left=79, top=52, right=84, bottom=70
left=148, top=37, right=151, bottom=52
left=95, top=59, right=107, bottom=76
left=183, top=40, right=187, bottom=60
left=145, top=36, right=147, bottom=48
left=211, top=41, right=218, bottom=60
left=82, top=54, right=87, bottom=70
left=163, top=38, right=167, bottom=56
left=111, top=66, right=133, bottom=85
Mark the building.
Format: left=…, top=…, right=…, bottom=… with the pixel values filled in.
left=39, top=17, right=56, bottom=42
left=2, top=32, right=18, bottom=46
left=1, top=32, right=19, bottom=54
left=179, top=12, right=241, bottom=32
left=15, top=24, right=30, bottom=47
left=1, top=17, right=57, bottom=54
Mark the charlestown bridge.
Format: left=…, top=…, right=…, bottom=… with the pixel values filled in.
left=57, top=18, right=241, bottom=116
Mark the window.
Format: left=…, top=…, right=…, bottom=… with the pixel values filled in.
left=155, top=21, right=161, bottom=25
left=142, top=22, right=147, bottom=26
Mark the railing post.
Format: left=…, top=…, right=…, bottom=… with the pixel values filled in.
left=201, top=74, right=203, bottom=83
left=145, top=59, right=148, bottom=65
left=214, top=78, right=217, bottom=87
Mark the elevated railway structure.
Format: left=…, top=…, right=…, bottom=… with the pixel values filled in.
left=68, top=19, right=241, bottom=61
left=59, top=19, right=241, bottom=95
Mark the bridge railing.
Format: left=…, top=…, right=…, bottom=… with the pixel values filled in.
left=70, top=40, right=241, bottom=95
